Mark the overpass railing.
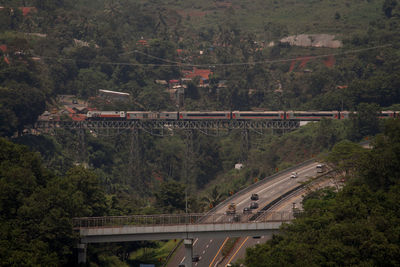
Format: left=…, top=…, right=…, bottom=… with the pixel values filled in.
left=73, top=211, right=294, bottom=229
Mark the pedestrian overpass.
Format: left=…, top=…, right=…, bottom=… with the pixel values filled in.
left=73, top=211, right=294, bottom=266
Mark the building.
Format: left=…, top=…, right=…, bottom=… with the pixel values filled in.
left=182, top=67, right=213, bottom=87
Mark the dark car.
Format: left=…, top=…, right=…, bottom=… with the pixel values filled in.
left=250, top=202, right=259, bottom=209
left=250, top=193, right=259, bottom=200
left=243, top=207, right=252, bottom=214
left=192, top=255, right=200, bottom=262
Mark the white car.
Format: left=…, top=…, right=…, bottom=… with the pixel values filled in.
left=290, top=172, right=298, bottom=179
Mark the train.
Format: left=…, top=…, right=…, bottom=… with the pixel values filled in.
left=85, top=110, right=399, bottom=121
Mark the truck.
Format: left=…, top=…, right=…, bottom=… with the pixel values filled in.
left=316, top=164, right=326, bottom=173
left=226, top=203, right=236, bottom=215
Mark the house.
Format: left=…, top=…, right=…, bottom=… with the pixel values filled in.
left=18, top=7, right=37, bottom=16
left=166, top=87, right=184, bottom=106
left=69, top=114, right=87, bottom=121
left=0, top=44, right=9, bottom=64
left=136, top=38, right=149, bottom=47
left=168, top=79, right=180, bottom=88
left=218, top=80, right=227, bottom=88
left=182, top=67, right=213, bottom=87
left=155, top=80, right=168, bottom=86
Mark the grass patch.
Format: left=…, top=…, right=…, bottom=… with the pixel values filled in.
left=129, top=239, right=181, bottom=265
left=155, top=0, right=384, bottom=37
left=222, top=237, right=240, bottom=257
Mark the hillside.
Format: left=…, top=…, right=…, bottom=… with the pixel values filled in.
left=1, top=0, right=400, bottom=265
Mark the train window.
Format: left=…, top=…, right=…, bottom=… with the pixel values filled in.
left=187, top=113, right=226, bottom=117
left=239, top=113, right=279, bottom=117
left=293, top=113, right=334, bottom=117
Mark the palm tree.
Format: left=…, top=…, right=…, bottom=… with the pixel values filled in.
left=202, top=185, right=224, bottom=210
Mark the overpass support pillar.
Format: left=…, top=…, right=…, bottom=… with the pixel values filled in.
left=184, top=238, right=193, bottom=267
left=77, top=243, right=87, bottom=264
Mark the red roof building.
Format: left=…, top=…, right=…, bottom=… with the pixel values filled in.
left=69, top=114, right=86, bottom=121
left=182, top=67, right=213, bottom=80
left=136, top=39, right=149, bottom=47
left=65, top=107, right=76, bottom=114
left=18, top=7, right=37, bottom=16
left=0, top=45, right=9, bottom=64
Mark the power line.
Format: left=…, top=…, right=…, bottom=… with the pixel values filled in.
left=34, top=44, right=392, bottom=68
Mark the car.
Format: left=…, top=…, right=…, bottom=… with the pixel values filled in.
left=243, top=207, right=252, bottom=214
left=250, top=193, right=259, bottom=200
left=192, top=255, right=200, bottom=262
left=290, top=172, right=298, bottom=178
left=179, top=264, right=185, bottom=267
left=250, top=202, right=259, bottom=209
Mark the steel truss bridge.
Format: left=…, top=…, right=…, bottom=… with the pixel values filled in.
left=34, top=119, right=300, bottom=131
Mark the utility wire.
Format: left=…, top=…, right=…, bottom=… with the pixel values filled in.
left=34, top=44, right=392, bottom=68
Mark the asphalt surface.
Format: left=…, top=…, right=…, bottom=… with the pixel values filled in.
left=167, top=161, right=320, bottom=267
left=221, top=175, right=336, bottom=266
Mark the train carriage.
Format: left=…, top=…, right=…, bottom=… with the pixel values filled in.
left=126, top=111, right=178, bottom=120
left=232, top=111, right=284, bottom=120
left=286, top=111, right=339, bottom=121
left=339, top=111, right=351, bottom=119
left=179, top=111, right=231, bottom=120
left=379, top=111, right=397, bottom=119
left=86, top=111, right=125, bottom=120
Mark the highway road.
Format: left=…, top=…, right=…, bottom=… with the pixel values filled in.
left=220, top=176, right=336, bottom=266
left=166, top=160, right=321, bottom=267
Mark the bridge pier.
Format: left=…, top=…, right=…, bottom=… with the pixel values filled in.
left=77, top=243, right=87, bottom=264
left=184, top=238, right=193, bottom=267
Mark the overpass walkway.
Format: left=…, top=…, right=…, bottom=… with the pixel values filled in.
left=73, top=211, right=294, bottom=265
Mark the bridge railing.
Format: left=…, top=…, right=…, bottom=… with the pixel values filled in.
left=72, top=211, right=294, bottom=229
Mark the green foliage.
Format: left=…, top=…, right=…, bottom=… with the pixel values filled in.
left=154, top=180, right=186, bottom=213
left=0, top=138, right=108, bottom=265
left=245, top=119, right=400, bottom=267
left=325, top=140, right=366, bottom=178
left=348, top=103, right=381, bottom=141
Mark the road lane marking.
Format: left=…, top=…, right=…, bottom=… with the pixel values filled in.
left=208, top=237, right=229, bottom=267
left=227, top=237, right=249, bottom=265
left=193, top=238, right=198, bottom=246
left=180, top=257, right=185, bottom=264
left=257, top=164, right=317, bottom=195
left=213, top=163, right=319, bottom=213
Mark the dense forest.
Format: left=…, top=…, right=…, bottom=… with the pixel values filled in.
left=1, top=0, right=400, bottom=265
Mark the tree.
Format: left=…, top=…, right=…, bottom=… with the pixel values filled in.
left=154, top=180, right=186, bottom=213
left=75, top=68, right=109, bottom=99
left=383, top=0, right=398, bottom=18
left=201, top=185, right=224, bottom=210
left=0, top=86, right=45, bottom=136
left=325, top=140, right=366, bottom=179
left=359, top=119, right=400, bottom=190
left=348, top=103, right=381, bottom=141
